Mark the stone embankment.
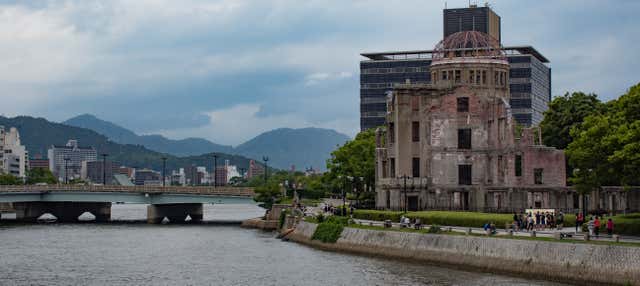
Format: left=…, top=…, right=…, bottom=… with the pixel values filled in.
left=241, top=204, right=290, bottom=231
left=241, top=217, right=278, bottom=230
left=286, top=221, right=640, bottom=285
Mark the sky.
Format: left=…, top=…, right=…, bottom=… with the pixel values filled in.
left=0, top=0, right=638, bottom=146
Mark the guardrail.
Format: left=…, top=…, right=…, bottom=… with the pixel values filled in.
left=0, top=185, right=254, bottom=197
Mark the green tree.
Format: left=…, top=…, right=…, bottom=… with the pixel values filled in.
left=253, top=183, right=282, bottom=209
left=0, top=173, right=22, bottom=185
left=540, top=92, right=604, bottom=150
left=26, top=168, right=57, bottom=185
left=325, top=129, right=376, bottom=202
left=567, top=83, right=640, bottom=190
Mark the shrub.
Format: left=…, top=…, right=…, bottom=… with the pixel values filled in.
left=312, top=222, right=344, bottom=243
left=316, top=213, right=325, bottom=223
left=427, top=225, right=442, bottom=233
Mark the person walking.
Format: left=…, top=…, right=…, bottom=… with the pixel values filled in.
left=576, top=212, right=584, bottom=233
left=587, top=217, right=595, bottom=236
left=557, top=211, right=564, bottom=230
left=606, top=218, right=614, bottom=236
left=594, top=216, right=601, bottom=238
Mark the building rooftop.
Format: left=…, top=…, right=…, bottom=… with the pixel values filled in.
left=361, top=45, right=549, bottom=63
left=51, top=145, right=95, bottom=150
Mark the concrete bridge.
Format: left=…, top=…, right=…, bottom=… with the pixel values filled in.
left=0, top=185, right=255, bottom=224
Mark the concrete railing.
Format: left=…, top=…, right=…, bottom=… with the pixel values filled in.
left=0, top=185, right=254, bottom=197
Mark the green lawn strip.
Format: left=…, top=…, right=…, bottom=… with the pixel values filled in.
left=353, top=210, right=640, bottom=236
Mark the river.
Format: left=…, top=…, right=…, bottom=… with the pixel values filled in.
left=0, top=204, right=570, bottom=285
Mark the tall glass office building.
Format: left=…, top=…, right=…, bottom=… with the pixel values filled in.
left=360, top=5, right=551, bottom=130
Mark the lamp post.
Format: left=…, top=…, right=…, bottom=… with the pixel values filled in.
left=101, top=153, right=108, bottom=185
left=161, top=157, right=167, bottom=187
left=64, top=157, right=70, bottom=184
left=398, top=175, right=409, bottom=213
left=213, top=154, right=218, bottom=187
left=262, top=156, right=269, bottom=183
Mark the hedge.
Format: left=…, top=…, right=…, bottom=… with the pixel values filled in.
left=353, top=210, right=640, bottom=236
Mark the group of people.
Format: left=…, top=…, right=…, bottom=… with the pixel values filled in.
left=511, top=211, right=564, bottom=232
left=575, top=213, right=615, bottom=237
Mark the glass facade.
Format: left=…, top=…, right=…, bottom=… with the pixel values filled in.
left=360, top=52, right=551, bottom=130
left=360, top=59, right=431, bottom=130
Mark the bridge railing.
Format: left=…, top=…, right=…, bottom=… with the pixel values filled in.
left=0, top=185, right=255, bottom=197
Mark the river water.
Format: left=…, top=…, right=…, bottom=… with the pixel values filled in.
left=0, top=204, right=570, bottom=286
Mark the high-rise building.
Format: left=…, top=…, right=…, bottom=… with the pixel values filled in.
left=0, top=126, right=29, bottom=178
left=28, top=159, right=49, bottom=171
left=80, top=160, right=120, bottom=184
left=134, top=169, right=161, bottom=186
left=443, top=5, right=501, bottom=42
left=48, top=140, right=97, bottom=181
left=360, top=5, right=550, bottom=130
left=246, top=160, right=264, bottom=179
left=215, top=166, right=227, bottom=186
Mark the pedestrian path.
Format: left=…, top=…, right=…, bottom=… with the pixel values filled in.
left=352, top=218, right=640, bottom=244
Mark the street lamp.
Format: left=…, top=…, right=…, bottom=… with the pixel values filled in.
left=161, top=157, right=167, bottom=187
left=213, top=154, right=218, bottom=187
left=64, top=157, right=70, bottom=184
left=262, top=156, right=269, bottom=183
left=339, top=175, right=353, bottom=216
left=101, top=153, right=109, bottom=185
left=398, top=175, right=409, bottom=213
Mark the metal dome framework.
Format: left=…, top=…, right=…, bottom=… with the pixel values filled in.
left=433, top=31, right=506, bottom=62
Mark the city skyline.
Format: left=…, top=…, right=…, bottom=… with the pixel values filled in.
left=0, top=1, right=638, bottom=145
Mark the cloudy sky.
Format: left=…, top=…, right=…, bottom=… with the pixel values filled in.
left=0, top=0, right=638, bottom=145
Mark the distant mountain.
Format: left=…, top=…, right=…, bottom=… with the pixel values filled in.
left=0, top=115, right=258, bottom=172
left=63, top=114, right=351, bottom=171
left=235, top=128, right=350, bottom=171
left=63, top=114, right=234, bottom=156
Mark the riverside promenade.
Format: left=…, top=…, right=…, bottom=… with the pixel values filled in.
left=285, top=220, right=640, bottom=285
left=353, top=218, right=640, bottom=244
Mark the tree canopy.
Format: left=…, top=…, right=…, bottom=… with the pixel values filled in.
left=566, top=83, right=640, bottom=191
left=540, top=92, right=604, bottom=150
left=0, top=173, right=22, bottom=185
left=26, top=168, right=57, bottom=185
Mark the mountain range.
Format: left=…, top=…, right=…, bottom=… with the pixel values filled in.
left=62, top=114, right=350, bottom=171
left=0, top=116, right=255, bottom=172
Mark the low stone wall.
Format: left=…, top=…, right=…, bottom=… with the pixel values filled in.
left=241, top=218, right=278, bottom=230
left=287, top=221, right=640, bottom=285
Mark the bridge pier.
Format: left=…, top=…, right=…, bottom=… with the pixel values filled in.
left=13, top=202, right=111, bottom=223
left=147, top=203, right=203, bottom=224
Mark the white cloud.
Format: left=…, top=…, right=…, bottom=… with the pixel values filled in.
left=154, top=103, right=357, bottom=146
left=304, top=71, right=352, bottom=86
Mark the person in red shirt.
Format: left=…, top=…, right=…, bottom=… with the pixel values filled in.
left=576, top=212, right=584, bottom=232
left=594, top=216, right=601, bottom=237
left=607, top=218, right=614, bottom=236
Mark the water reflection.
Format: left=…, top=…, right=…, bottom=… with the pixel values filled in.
left=0, top=205, right=570, bottom=286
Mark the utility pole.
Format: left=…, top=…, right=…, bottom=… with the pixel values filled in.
left=262, top=156, right=269, bottom=184
left=213, top=154, right=218, bottom=187
left=64, top=157, right=70, bottom=184
left=102, top=153, right=108, bottom=185
left=161, top=157, right=167, bottom=187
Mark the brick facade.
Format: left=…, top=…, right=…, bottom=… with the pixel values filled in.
left=374, top=32, right=567, bottom=212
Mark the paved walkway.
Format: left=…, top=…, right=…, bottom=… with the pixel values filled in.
left=352, top=218, right=640, bottom=244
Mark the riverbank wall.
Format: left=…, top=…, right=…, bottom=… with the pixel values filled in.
left=241, top=217, right=278, bottom=230
left=286, top=221, right=640, bottom=285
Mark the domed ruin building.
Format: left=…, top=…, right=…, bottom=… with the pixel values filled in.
left=374, top=31, right=568, bottom=212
